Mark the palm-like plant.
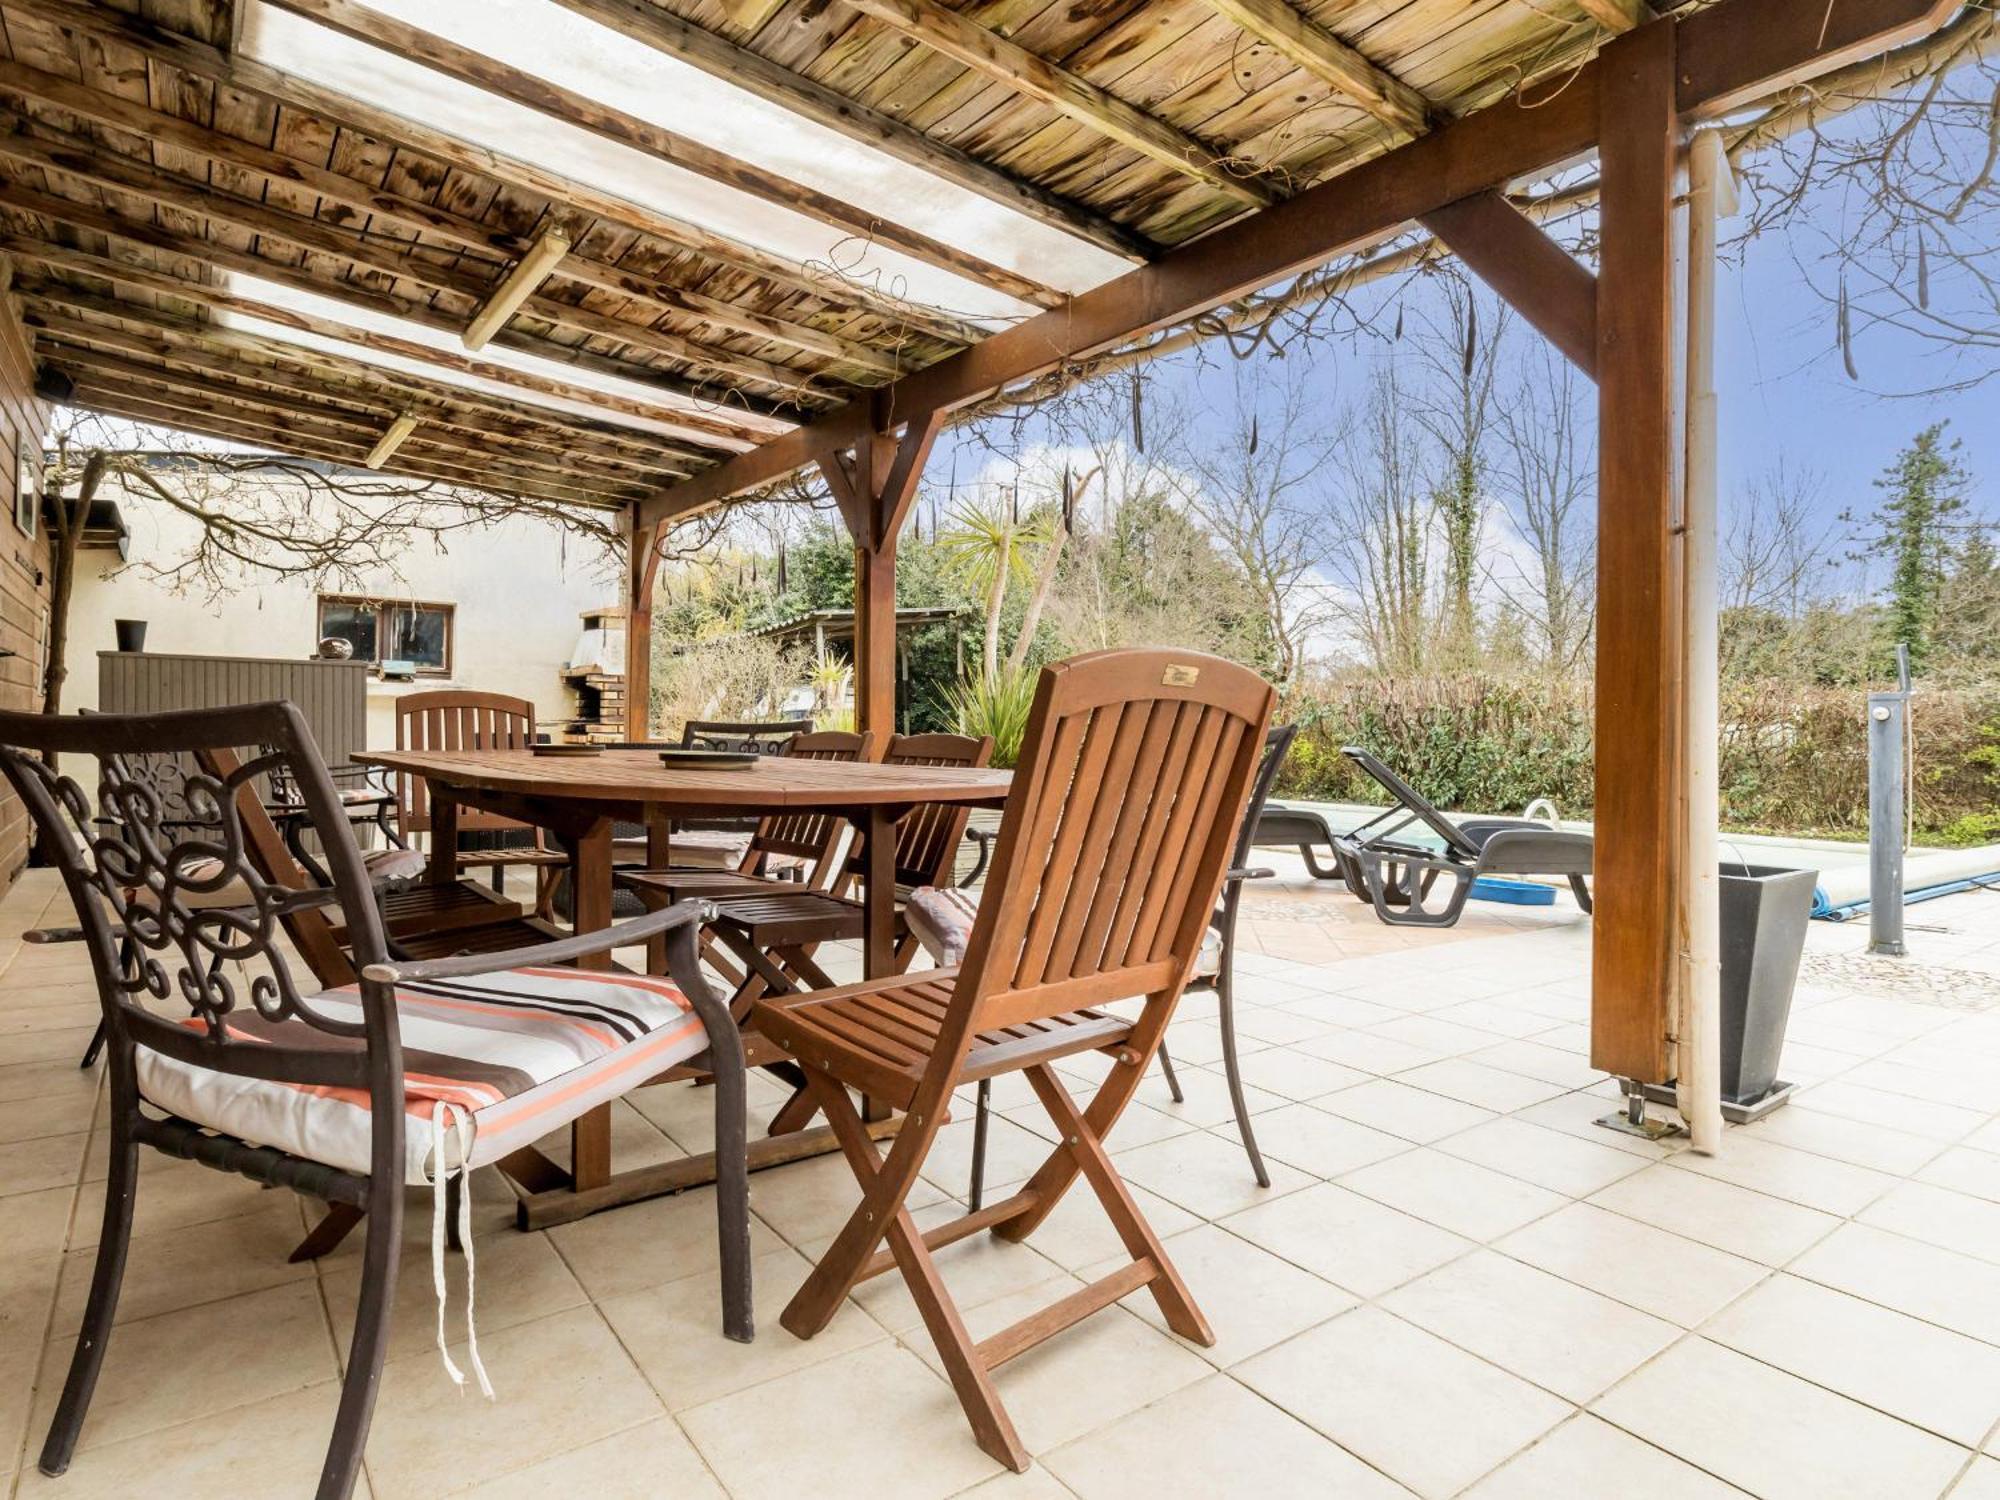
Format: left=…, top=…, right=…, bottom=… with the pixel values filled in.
left=939, top=663, right=1038, bottom=769
left=935, top=499, right=1049, bottom=678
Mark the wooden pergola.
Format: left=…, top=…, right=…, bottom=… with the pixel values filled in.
left=0, top=0, right=1960, bottom=1096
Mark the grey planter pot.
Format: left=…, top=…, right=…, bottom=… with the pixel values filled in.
left=1718, top=864, right=1818, bottom=1106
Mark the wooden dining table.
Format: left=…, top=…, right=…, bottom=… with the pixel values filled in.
left=354, top=745, right=1012, bottom=1227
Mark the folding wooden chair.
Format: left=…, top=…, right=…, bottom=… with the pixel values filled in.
left=752, top=648, right=1275, bottom=1469
left=394, top=689, right=568, bottom=918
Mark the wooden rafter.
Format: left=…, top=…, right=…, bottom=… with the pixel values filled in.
left=1575, top=0, right=1652, bottom=33
left=15, top=272, right=745, bottom=457
left=0, top=133, right=830, bottom=409
left=641, top=0, right=1962, bottom=526
left=1200, top=0, right=1435, bottom=136
left=0, top=57, right=906, bottom=376
left=32, top=337, right=678, bottom=487
left=66, top=383, right=644, bottom=509
left=262, top=0, right=1067, bottom=310
left=544, top=0, right=1153, bottom=262
left=0, top=0, right=987, bottom=348
left=20, top=303, right=695, bottom=476
left=836, top=0, right=1280, bottom=209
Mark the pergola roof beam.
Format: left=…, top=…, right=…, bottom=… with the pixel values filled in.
left=836, top=0, right=1280, bottom=209
left=0, top=57, right=906, bottom=375
left=0, top=0, right=987, bottom=347
left=20, top=301, right=695, bottom=475
left=15, top=270, right=741, bottom=455
left=68, top=383, right=646, bottom=508
left=261, top=0, right=1068, bottom=311
left=640, top=0, right=1962, bottom=527
left=0, top=130, right=830, bottom=409
left=544, top=0, right=1153, bottom=263
left=34, top=337, right=680, bottom=485
left=1200, top=0, right=1436, bottom=136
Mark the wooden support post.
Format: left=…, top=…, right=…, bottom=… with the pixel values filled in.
left=1591, top=20, right=1686, bottom=1085
left=817, top=410, right=945, bottom=740
left=627, top=513, right=661, bottom=741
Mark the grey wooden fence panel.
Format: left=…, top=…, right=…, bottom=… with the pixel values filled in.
left=97, top=651, right=368, bottom=767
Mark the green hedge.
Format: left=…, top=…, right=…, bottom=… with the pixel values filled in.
left=1276, top=674, right=2000, bottom=844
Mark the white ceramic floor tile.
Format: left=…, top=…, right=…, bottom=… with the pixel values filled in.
left=1339, top=1149, right=1568, bottom=1242
left=1495, top=1203, right=1769, bottom=1327
left=1386, top=1251, right=1678, bottom=1403
left=1314, top=1079, right=1497, bottom=1145
left=1593, top=1336, right=1966, bottom=1500
left=1666, top=1131, right=1900, bottom=1216
left=1436, top=1117, right=1652, bottom=1198
left=1704, top=1274, right=2000, bottom=1446
left=1222, top=1182, right=1473, bottom=1297
left=1217, top=1102, right=1412, bottom=1179
left=1108, top=1129, right=1312, bottom=1220
left=1043, top=1373, right=1411, bottom=1500
left=1095, top=1222, right=1356, bottom=1367
left=1394, top=1058, right=1568, bottom=1112
left=1588, top=1163, right=1840, bottom=1265
left=1859, top=1182, right=2000, bottom=1265
left=1791, top=1221, right=2000, bottom=1347
left=1237, top=1307, right=1568, bottom=1500
left=1463, top=1413, right=1747, bottom=1499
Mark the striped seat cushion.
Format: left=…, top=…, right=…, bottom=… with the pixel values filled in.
left=135, top=967, right=710, bottom=1185
left=905, top=887, right=1223, bottom=979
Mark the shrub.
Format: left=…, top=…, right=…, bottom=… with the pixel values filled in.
left=938, top=666, right=1038, bottom=769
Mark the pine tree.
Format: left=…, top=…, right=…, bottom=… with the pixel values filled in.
left=1845, top=423, right=1972, bottom=671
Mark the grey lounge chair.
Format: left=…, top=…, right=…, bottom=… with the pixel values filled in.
left=1330, top=745, right=1593, bottom=927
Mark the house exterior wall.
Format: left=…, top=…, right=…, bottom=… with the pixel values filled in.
left=0, top=291, right=51, bottom=887
left=67, top=479, right=620, bottom=750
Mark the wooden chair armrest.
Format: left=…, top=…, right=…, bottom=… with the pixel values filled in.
left=360, top=898, right=712, bottom=984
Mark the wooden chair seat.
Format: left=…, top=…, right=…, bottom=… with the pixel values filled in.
left=453, top=845, right=569, bottom=870
left=757, top=972, right=1131, bottom=1113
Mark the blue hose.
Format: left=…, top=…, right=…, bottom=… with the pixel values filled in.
left=1815, top=872, right=2000, bottom=921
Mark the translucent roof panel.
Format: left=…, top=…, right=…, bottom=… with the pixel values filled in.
left=220, top=272, right=785, bottom=448
left=237, top=0, right=1121, bottom=326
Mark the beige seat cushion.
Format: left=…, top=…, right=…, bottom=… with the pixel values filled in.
left=137, top=966, right=712, bottom=1184
left=905, top=886, right=1223, bottom=979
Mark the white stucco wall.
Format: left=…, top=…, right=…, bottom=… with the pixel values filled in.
left=67, top=473, right=623, bottom=748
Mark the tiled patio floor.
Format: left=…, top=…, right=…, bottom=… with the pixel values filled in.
left=4, top=858, right=2000, bottom=1498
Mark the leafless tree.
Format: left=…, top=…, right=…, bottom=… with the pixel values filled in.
left=1491, top=344, right=1596, bottom=674
left=1408, top=275, right=1509, bottom=667
left=1165, top=364, right=1339, bottom=684
left=1327, top=366, right=1437, bottom=675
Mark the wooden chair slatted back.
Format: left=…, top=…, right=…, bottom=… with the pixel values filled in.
left=740, top=729, right=876, bottom=872
left=848, top=732, right=994, bottom=890
left=950, top=651, right=1274, bottom=1040
left=395, top=689, right=539, bottom=837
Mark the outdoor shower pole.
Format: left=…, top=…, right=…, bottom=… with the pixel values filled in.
left=1868, top=688, right=1908, bottom=956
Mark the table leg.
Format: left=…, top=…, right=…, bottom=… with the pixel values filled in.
left=644, top=808, right=672, bottom=976
left=864, top=804, right=897, bottom=979
left=425, top=782, right=459, bottom=886
left=560, top=816, right=615, bottom=1189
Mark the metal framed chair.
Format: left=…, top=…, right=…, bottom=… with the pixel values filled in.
left=394, top=689, right=568, bottom=918
left=3, top=702, right=749, bottom=1500
left=751, top=648, right=1275, bottom=1470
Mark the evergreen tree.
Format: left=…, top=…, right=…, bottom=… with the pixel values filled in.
left=1846, top=423, right=1972, bottom=671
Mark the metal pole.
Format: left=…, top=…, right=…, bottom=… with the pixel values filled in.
left=1868, top=690, right=1907, bottom=956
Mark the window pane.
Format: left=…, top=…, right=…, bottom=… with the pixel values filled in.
left=318, top=600, right=377, bottom=662
left=387, top=605, right=448, bottom=670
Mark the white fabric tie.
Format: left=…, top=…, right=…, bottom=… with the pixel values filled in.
left=429, top=1100, right=493, bottom=1399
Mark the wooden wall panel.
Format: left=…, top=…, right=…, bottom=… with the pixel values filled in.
left=0, top=282, right=52, bottom=888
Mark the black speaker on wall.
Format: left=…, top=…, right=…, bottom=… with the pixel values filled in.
left=31, top=365, right=74, bottom=403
